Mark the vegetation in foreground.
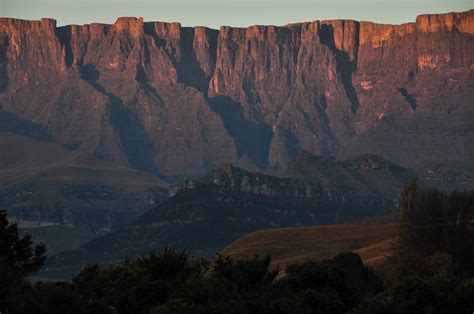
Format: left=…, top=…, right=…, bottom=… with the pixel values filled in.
left=0, top=181, right=473, bottom=314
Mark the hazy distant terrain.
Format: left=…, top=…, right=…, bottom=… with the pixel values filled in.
left=0, top=10, right=473, bottom=281
left=0, top=133, right=168, bottom=253
left=41, top=148, right=465, bottom=277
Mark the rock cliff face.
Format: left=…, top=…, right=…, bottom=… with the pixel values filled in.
left=170, top=150, right=414, bottom=207
left=1, top=10, right=473, bottom=178
left=169, top=163, right=320, bottom=199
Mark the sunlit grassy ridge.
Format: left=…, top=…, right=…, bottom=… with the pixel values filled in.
left=222, top=223, right=397, bottom=270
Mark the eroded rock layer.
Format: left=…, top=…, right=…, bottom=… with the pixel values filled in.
left=1, top=10, right=473, bottom=178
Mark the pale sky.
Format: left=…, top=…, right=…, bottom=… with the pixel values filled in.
left=1, top=0, right=473, bottom=29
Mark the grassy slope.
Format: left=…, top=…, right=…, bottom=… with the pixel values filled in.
left=221, top=223, right=397, bottom=270
left=0, top=133, right=169, bottom=253
left=222, top=157, right=474, bottom=271
left=0, top=133, right=168, bottom=191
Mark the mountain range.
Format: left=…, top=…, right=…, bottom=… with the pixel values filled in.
left=42, top=150, right=413, bottom=277
left=1, top=10, right=473, bottom=179
left=42, top=149, right=474, bottom=279
left=0, top=9, right=473, bottom=278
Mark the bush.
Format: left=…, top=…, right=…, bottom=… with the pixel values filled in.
left=278, top=252, right=383, bottom=314
left=71, top=249, right=206, bottom=314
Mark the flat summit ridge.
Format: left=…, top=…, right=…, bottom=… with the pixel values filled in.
left=0, top=10, right=472, bottom=178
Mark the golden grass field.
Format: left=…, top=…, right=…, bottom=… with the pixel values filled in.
left=221, top=223, right=397, bottom=270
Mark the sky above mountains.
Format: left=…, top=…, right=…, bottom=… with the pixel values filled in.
left=1, top=0, right=473, bottom=28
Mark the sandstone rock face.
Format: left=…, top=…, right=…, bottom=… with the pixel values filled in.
left=0, top=10, right=473, bottom=178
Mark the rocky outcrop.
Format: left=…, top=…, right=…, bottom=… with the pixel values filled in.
left=169, top=163, right=323, bottom=199
left=43, top=151, right=415, bottom=276
left=0, top=10, right=473, bottom=178
left=170, top=150, right=415, bottom=207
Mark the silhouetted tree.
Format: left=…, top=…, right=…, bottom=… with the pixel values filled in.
left=4, top=183, right=472, bottom=313
left=0, top=210, right=46, bottom=313
left=356, top=184, right=474, bottom=313
left=279, top=252, right=382, bottom=313
left=394, top=179, right=474, bottom=277
left=207, top=254, right=279, bottom=313
left=72, top=249, right=207, bottom=314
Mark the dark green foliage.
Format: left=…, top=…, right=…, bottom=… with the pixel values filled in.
left=354, top=183, right=474, bottom=313
left=0, top=210, right=46, bottom=313
left=277, top=252, right=383, bottom=314
left=1, top=185, right=473, bottom=313
left=72, top=249, right=207, bottom=314
left=388, top=276, right=460, bottom=313
left=150, top=298, right=201, bottom=314
left=13, top=282, right=112, bottom=314
left=22, top=251, right=382, bottom=314
left=206, top=254, right=279, bottom=313
left=353, top=276, right=474, bottom=314
left=210, top=254, right=277, bottom=295
left=196, top=252, right=381, bottom=314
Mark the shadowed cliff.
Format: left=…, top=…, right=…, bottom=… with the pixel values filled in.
left=0, top=10, right=473, bottom=178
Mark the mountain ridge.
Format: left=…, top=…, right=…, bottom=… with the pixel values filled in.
left=3, top=9, right=473, bottom=34
left=1, top=10, right=473, bottom=178
left=42, top=151, right=415, bottom=278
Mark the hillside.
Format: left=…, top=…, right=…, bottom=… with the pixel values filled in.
left=0, top=133, right=168, bottom=189
left=0, top=133, right=168, bottom=253
left=221, top=223, right=397, bottom=271
left=43, top=147, right=474, bottom=278
left=42, top=152, right=412, bottom=278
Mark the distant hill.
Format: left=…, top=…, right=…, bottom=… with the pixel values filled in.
left=43, top=152, right=413, bottom=278
left=285, top=150, right=413, bottom=201
left=415, top=159, right=474, bottom=191
left=221, top=223, right=397, bottom=271
left=212, top=160, right=474, bottom=271
left=0, top=133, right=168, bottom=253
left=171, top=149, right=416, bottom=206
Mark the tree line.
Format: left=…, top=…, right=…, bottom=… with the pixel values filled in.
left=1, top=180, right=473, bottom=313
